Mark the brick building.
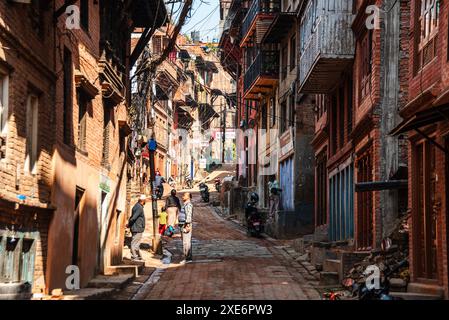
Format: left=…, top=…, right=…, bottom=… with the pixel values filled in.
left=299, top=0, right=409, bottom=283
left=219, top=0, right=315, bottom=237
left=1, top=0, right=166, bottom=297
left=391, top=0, right=449, bottom=299
left=1, top=1, right=56, bottom=297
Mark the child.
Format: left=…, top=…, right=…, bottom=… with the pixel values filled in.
left=158, top=206, right=168, bottom=236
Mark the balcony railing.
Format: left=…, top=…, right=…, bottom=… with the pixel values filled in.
left=298, top=0, right=355, bottom=93
left=244, top=50, right=279, bottom=93
left=241, top=0, right=281, bottom=41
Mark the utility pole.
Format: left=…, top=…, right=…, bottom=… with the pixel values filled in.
left=149, top=83, right=162, bottom=255
left=222, top=100, right=226, bottom=164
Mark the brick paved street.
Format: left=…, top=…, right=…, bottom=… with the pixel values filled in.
left=119, top=193, right=321, bottom=300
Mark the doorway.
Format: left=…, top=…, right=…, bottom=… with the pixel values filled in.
left=413, top=140, right=438, bottom=280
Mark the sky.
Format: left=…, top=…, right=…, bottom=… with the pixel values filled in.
left=170, top=0, right=221, bottom=43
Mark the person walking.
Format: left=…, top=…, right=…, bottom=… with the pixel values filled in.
left=180, top=192, right=193, bottom=264
left=158, top=206, right=168, bottom=236
left=165, top=189, right=181, bottom=228
left=127, top=195, right=147, bottom=261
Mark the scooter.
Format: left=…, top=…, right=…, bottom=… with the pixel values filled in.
left=199, top=182, right=210, bottom=202
left=245, top=193, right=263, bottom=237
left=214, top=177, right=221, bottom=192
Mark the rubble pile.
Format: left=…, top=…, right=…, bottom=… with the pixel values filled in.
left=343, top=214, right=410, bottom=292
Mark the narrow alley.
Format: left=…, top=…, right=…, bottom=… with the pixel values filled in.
left=113, top=192, right=321, bottom=300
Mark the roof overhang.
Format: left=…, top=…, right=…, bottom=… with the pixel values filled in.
left=390, top=103, right=449, bottom=136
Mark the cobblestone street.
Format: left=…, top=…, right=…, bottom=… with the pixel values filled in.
left=115, top=193, right=321, bottom=300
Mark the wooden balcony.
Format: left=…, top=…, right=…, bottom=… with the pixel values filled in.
left=240, top=0, right=280, bottom=47
left=298, top=0, right=355, bottom=93
left=243, top=50, right=279, bottom=100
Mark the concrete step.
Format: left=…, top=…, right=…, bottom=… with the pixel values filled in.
left=389, top=278, right=408, bottom=293
left=62, top=288, right=117, bottom=300
left=323, top=259, right=341, bottom=274
left=105, top=265, right=142, bottom=277
left=87, top=274, right=134, bottom=290
left=407, top=282, right=445, bottom=299
left=319, top=272, right=340, bottom=286
left=390, top=292, right=443, bottom=300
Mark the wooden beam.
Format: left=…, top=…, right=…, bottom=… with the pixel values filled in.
left=130, top=27, right=154, bottom=68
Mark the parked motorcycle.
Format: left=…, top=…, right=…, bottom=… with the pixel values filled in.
left=199, top=182, right=210, bottom=202
left=245, top=192, right=264, bottom=238
left=185, top=175, right=193, bottom=189
left=214, top=177, right=221, bottom=192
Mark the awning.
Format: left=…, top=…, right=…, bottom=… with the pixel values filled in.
left=390, top=103, right=449, bottom=136
left=262, top=13, right=297, bottom=44
left=355, top=180, right=408, bottom=192
left=177, top=106, right=194, bottom=129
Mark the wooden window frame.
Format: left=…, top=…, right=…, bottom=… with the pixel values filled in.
left=25, top=93, right=39, bottom=175
left=415, top=0, right=440, bottom=73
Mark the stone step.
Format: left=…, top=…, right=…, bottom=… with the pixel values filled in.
left=389, top=278, right=408, bottom=293
left=323, top=259, right=341, bottom=274
left=62, top=288, right=116, bottom=300
left=105, top=265, right=142, bottom=277
left=319, top=272, right=340, bottom=286
left=87, top=274, right=134, bottom=290
left=390, top=292, right=443, bottom=300
left=407, top=283, right=445, bottom=299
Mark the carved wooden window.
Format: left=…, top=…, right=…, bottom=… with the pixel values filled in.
left=415, top=0, right=439, bottom=72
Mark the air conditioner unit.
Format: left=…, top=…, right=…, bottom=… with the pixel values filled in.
left=8, top=0, right=32, bottom=3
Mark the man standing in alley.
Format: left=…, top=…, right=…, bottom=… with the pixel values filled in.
left=180, top=192, right=193, bottom=264
left=127, top=195, right=147, bottom=261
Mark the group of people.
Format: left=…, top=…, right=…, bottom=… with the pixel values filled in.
left=127, top=189, right=194, bottom=265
